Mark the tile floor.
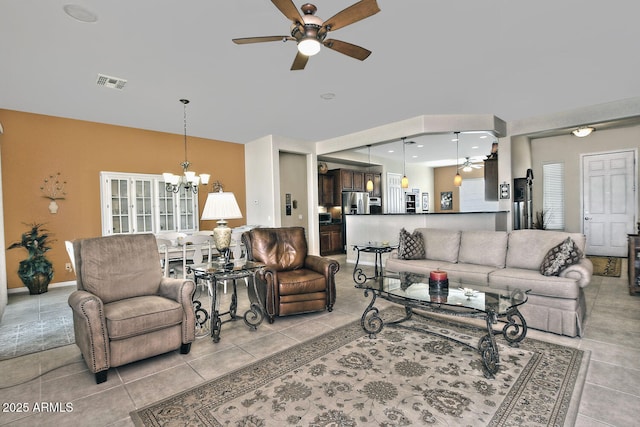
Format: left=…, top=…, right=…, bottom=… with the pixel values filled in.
left=0, top=255, right=639, bottom=426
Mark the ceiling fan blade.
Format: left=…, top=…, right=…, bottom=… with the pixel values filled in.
left=291, top=51, right=309, bottom=70
left=323, top=0, right=380, bottom=32
left=323, top=39, right=371, bottom=61
left=232, top=36, right=293, bottom=44
left=271, top=0, right=303, bottom=24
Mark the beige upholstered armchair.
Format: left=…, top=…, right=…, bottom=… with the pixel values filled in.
left=68, top=234, right=196, bottom=384
left=242, top=227, right=339, bottom=323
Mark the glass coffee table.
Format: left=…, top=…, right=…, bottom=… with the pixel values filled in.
left=355, top=270, right=529, bottom=378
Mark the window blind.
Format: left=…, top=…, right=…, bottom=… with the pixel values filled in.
left=542, top=162, right=565, bottom=230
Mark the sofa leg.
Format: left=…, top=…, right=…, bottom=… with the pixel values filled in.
left=95, top=370, right=108, bottom=384
left=180, top=343, right=191, bottom=354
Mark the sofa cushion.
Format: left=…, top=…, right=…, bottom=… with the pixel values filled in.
left=505, top=230, right=586, bottom=271
left=416, top=228, right=461, bottom=263
left=458, top=230, right=508, bottom=268
left=489, top=268, right=581, bottom=299
left=80, top=234, right=162, bottom=304
left=540, top=237, right=583, bottom=276
left=277, top=269, right=326, bottom=295
left=398, top=228, right=426, bottom=260
left=104, top=295, right=183, bottom=340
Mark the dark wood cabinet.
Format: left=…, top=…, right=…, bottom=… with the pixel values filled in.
left=320, top=224, right=343, bottom=255
left=365, top=172, right=382, bottom=197
left=338, top=169, right=364, bottom=191
left=629, top=234, right=640, bottom=295
left=318, top=173, right=334, bottom=206
left=484, top=158, right=498, bottom=201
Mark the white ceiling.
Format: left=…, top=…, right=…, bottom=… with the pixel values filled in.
left=1, top=1, right=639, bottom=146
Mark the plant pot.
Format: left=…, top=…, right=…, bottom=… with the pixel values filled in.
left=22, top=273, right=52, bottom=295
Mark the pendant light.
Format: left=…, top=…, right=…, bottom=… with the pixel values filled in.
left=366, top=145, right=374, bottom=192
left=401, top=137, right=409, bottom=189
left=453, top=132, right=462, bottom=187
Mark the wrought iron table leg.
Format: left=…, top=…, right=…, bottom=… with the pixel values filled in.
left=229, top=280, right=238, bottom=319
left=243, top=272, right=264, bottom=329
left=353, top=248, right=367, bottom=284
left=211, top=277, right=221, bottom=343
left=478, top=312, right=500, bottom=379
left=501, top=306, right=527, bottom=346
left=360, top=290, right=384, bottom=338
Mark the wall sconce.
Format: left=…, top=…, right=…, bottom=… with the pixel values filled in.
left=41, top=172, right=67, bottom=214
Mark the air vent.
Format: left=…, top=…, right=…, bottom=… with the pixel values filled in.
left=96, top=74, right=127, bottom=90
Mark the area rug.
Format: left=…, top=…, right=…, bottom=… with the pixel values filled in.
left=587, top=256, right=622, bottom=277
left=131, top=308, right=588, bottom=426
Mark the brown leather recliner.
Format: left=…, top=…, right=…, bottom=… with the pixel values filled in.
left=68, top=234, right=196, bottom=384
left=242, top=227, right=339, bottom=323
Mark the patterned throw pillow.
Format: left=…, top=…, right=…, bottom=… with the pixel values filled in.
left=540, top=237, right=583, bottom=276
left=398, top=228, right=425, bottom=260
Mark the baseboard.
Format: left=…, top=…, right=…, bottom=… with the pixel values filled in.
left=7, top=281, right=76, bottom=294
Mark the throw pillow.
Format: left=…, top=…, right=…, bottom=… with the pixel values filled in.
left=540, top=237, right=583, bottom=276
left=398, top=228, right=425, bottom=260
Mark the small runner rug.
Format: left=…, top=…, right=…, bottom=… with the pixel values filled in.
left=587, top=256, right=622, bottom=277
left=131, top=307, right=588, bottom=426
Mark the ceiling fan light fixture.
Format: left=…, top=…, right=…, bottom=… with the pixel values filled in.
left=572, top=126, right=595, bottom=137
left=298, top=38, right=321, bottom=56
left=463, top=165, right=472, bottom=173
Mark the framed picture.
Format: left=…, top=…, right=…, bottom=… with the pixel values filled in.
left=422, top=192, right=429, bottom=212
left=440, top=191, right=452, bottom=210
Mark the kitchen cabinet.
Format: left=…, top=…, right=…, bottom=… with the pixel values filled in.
left=484, top=158, right=498, bottom=201
left=318, top=173, right=335, bottom=206
left=320, top=224, right=343, bottom=255
left=338, top=169, right=365, bottom=191
left=365, top=172, right=382, bottom=197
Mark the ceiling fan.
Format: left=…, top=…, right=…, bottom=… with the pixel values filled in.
left=459, top=157, right=484, bottom=172
left=232, top=0, right=380, bottom=70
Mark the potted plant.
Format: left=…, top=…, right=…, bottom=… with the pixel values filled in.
left=8, top=222, right=55, bottom=294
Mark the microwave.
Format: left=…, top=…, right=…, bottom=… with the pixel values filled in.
left=319, top=213, right=332, bottom=224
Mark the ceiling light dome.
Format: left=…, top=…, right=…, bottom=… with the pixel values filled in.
left=298, top=38, right=321, bottom=56
left=572, top=127, right=595, bottom=137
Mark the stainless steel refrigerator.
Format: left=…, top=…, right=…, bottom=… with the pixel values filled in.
left=341, top=192, right=370, bottom=251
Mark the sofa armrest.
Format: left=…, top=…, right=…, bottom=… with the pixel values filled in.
left=159, top=278, right=196, bottom=343
left=256, top=267, right=279, bottom=320
left=68, top=290, right=109, bottom=374
left=559, top=258, right=593, bottom=288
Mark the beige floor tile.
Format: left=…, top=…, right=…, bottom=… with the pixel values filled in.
left=124, top=364, right=205, bottom=408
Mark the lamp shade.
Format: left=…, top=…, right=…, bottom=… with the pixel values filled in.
left=201, top=192, right=242, bottom=221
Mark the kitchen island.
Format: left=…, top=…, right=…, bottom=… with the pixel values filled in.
left=344, top=211, right=509, bottom=267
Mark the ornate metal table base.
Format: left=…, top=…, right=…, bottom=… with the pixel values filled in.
left=360, top=289, right=527, bottom=379
left=188, top=263, right=265, bottom=343
left=352, top=244, right=397, bottom=284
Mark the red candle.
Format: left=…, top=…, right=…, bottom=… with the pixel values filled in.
left=430, top=270, right=447, bottom=281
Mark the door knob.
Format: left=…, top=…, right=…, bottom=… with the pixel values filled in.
left=584, top=216, right=592, bottom=220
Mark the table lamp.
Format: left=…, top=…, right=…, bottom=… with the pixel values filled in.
left=201, top=190, right=242, bottom=265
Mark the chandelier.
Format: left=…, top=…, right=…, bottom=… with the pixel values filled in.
left=162, top=99, right=210, bottom=194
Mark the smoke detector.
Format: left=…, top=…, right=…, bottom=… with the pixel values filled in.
left=96, top=74, right=127, bottom=90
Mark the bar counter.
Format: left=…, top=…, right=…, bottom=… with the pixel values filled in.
left=344, top=211, right=509, bottom=267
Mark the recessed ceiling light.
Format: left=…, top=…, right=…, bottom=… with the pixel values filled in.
left=472, top=145, right=478, bottom=149
left=412, top=155, right=418, bottom=158
left=417, top=144, right=424, bottom=148
left=63, top=4, right=98, bottom=23
left=320, top=92, right=335, bottom=100
left=480, top=135, right=488, bottom=139
left=388, top=150, right=394, bottom=153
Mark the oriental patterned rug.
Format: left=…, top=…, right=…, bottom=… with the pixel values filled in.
left=131, top=308, right=588, bottom=426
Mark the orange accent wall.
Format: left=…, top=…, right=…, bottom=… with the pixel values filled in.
left=0, top=109, right=246, bottom=289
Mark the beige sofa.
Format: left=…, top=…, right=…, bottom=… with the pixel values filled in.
left=385, top=228, right=593, bottom=337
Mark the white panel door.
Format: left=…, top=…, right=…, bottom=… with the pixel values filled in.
left=386, top=173, right=403, bottom=213
left=583, top=150, right=636, bottom=256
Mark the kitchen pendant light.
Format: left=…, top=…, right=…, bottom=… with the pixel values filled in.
left=401, top=137, right=409, bottom=189
left=454, top=132, right=462, bottom=187
left=366, top=145, right=374, bottom=192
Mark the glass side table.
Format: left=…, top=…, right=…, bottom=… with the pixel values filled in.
left=352, top=242, right=398, bottom=284
left=188, top=260, right=265, bottom=343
